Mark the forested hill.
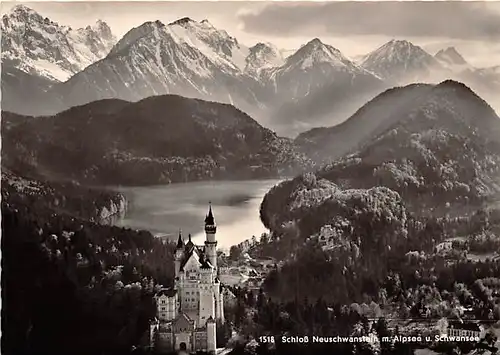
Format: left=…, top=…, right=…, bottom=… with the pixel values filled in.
left=1, top=94, right=313, bottom=186
left=263, top=81, right=500, bottom=234
left=256, top=81, right=500, bottom=304
left=295, top=80, right=500, bottom=166
left=1, top=170, right=177, bottom=354
left=1, top=170, right=127, bottom=222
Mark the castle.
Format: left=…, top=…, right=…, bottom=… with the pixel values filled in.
left=150, top=203, right=224, bottom=354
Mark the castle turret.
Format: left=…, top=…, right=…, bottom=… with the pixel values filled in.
left=174, top=230, right=184, bottom=278
left=204, top=202, right=217, bottom=272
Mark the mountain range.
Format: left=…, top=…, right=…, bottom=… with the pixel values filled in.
left=1, top=5, right=499, bottom=136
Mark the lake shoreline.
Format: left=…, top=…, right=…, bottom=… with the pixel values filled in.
left=109, top=178, right=284, bottom=249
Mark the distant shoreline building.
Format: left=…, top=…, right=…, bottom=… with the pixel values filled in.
left=150, top=203, right=224, bottom=354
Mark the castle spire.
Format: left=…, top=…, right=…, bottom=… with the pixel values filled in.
left=204, top=202, right=217, bottom=271
left=205, top=201, right=215, bottom=226
left=176, top=229, right=184, bottom=249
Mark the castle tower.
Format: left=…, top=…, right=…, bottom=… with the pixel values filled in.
left=174, top=230, right=184, bottom=278
left=199, top=259, right=216, bottom=325
left=204, top=202, right=217, bottom=272
left=206, top=316, right=217, bottom=355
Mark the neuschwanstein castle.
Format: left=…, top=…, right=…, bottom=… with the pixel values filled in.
left=150, top=204, right=224, bottom=354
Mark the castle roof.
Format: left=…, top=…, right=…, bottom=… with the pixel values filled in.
left=179, top=245, right=205, bottom=271
left=200, top=258, right=214, bottom=269
left=177, top=203, right=215, bottom=271
left=185, top=233, right=194, bottom=250
left=173, top=312, right=195, bottom=331
left=156, top=287, right=177, bottom=298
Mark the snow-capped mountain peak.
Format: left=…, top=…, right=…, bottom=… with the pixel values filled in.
left=435, top=47, right=468, bottom=66
left=10, top=4, right=41, bottom=17
left=286, top=38, right=355, bottom=70
left=2, top=4, right=45, bottom=29
left=361, top=39, right=442, bottom=81
left=366, top=39, right=430, bottom=63
left=434, top=46, right=473, bottom=73
left=200, top=19, right=215, bottom=28
left=244, top=42, right=284, bottom=76
left=1, top=5, right=116, bottom=82
left=164, top=17, right=250, bottom=72
left=59, top=16, right=268, bottom=114
left=92, top=19, right=114, bottom=41
left=168, top=17, right=194, bottom=26
left=107, top=21, right=163, bottom=57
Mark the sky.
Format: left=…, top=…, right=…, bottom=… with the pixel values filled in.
left=1, top=1, right=500, bottom=67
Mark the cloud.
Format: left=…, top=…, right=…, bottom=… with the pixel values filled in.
left=239, top=2, right=500, bottom=41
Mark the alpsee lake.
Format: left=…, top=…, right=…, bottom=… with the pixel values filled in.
left=111, top=179, right=282, bottom=250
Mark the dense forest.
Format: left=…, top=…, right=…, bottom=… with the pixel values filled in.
left=245, top=169, right=500, bottom=354
left=255, top=180, right=500, bottom=307
left=226, top=284, right=499, bottom=355
left=1, top=173, right=176, bottom=355
left=225, top=220, right=500, bottom=355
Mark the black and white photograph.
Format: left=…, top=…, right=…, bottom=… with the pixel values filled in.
left=1, top=1, right=500, bottom=354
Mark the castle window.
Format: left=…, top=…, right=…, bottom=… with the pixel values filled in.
left=161, top=307, right=166, bottom=311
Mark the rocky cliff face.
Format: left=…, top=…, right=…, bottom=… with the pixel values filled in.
left=98, top=194, right=128, bottom=222
left=1, top=4, right=116, bottom=82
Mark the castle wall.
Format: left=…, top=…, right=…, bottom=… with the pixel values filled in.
left=156, top=331, right=174, bottom=352
left=180, top=282, right=200, bottom=312
left=193, top=330, right=208, bottom=352
left=174, top=333, right=192, bottom=352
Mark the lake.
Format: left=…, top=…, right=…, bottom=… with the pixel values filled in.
left=111, top=179, right=282, bottom=251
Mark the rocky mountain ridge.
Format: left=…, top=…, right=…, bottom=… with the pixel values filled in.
left=2, top=5, right=499, bottom=137
left=361, top=40, right=444, bottom=82
left=1, top=4, right=116, bottom=82
left=276, top=41, right=500, bottom=134
left=0, top=6, right=383, bottom=134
